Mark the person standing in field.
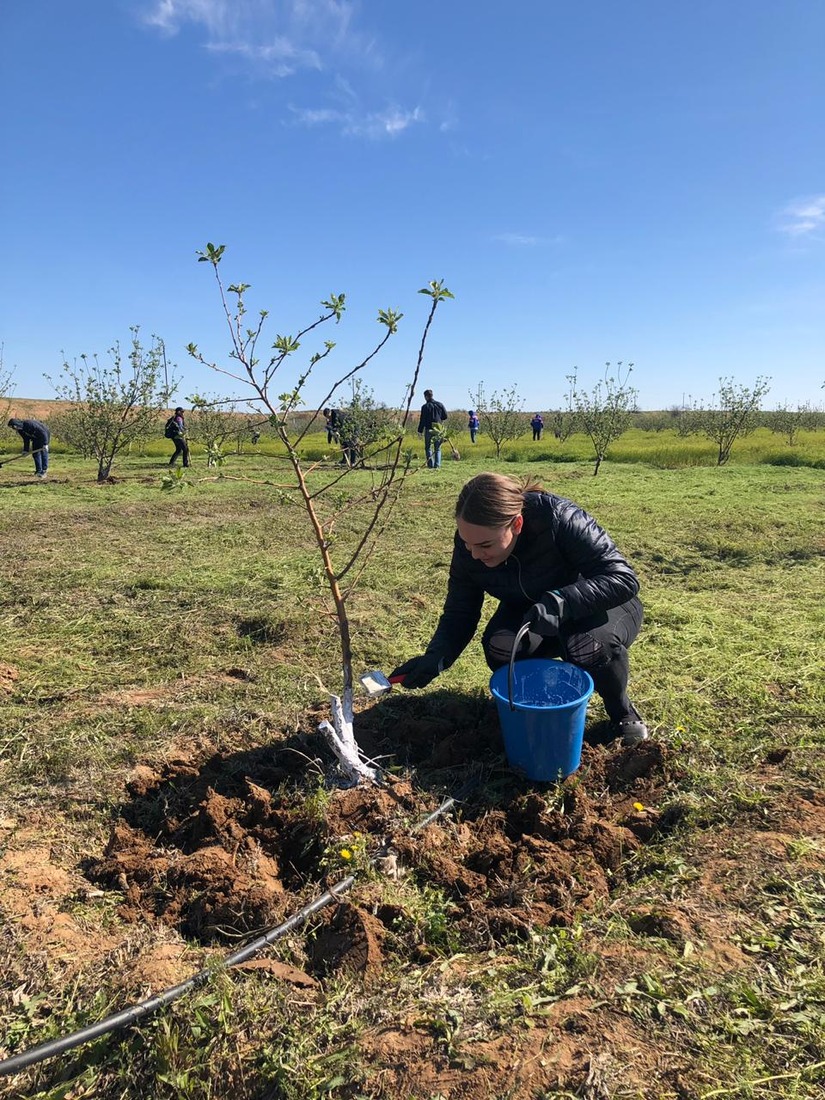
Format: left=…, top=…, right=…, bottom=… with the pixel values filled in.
left=530, top=413, right=544, bottom=441
left=165, top=407, right=190, bottom=468
left=418, top=389, right=448, bottom=468
left=7, top=417, right=50, bottom=478
left=467, top=410, right=480, bottom=443
left=390, top=472, right=648, bottom=746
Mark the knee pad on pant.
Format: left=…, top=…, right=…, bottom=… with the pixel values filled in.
left=564, top=631, right=607, bottom=673
left=486, top=628, right=545, bottom=669
left=486, top=630, right=517, bottom=668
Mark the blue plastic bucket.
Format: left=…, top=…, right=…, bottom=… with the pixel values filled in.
left=489, top=659, right=594, bottom=781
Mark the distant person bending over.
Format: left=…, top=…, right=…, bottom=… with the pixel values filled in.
left=467, top=410, right=480, bottom=444
left=322, top=407, right=357, bottom=466
left=390, top=472, right=649, bottom=746
left=166, top=407, right=190, bottom=468
left=418, top=389, right=448, bottom=469
left=7, top=417, right=50, bottom=478
left=530, top=413, right=544, bottom=441
left=322, top=407, right=341, bottom=445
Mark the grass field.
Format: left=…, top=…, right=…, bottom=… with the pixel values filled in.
left=0, top=442, right=823, bottom=1099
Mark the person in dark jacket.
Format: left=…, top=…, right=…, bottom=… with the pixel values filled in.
left=390, top=472, right=648, bottom=745
left=322, top=407, right=358, bottom=466
left=167, top=407, right=190, bottom=468
left=418, top=389, right=448, bottom=468
left=530, top=413, right=544, bottom=441
left=467, top=410, right=480, bottom=443
left=7, top=417, right=50, bottom=478
left=323, top=407, right=341, bottom=444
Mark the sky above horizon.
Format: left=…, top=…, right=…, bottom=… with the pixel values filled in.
left=2, top=1, right=823, bottom=412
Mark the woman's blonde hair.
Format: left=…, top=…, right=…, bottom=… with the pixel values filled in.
left=454, top=472, right=544, bottom=527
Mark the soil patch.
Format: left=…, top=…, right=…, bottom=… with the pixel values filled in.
left=0, top=840, right=121, bottom=969
left=5, top=693, right=823, bottom=1098
left=88, top=695, right=675, bottom=981
left=0, top=664, right=18, bottom=696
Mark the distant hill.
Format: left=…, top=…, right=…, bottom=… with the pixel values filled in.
left=4, top=398, right=190, bottom=422
left=4, top=397, right=75, bottom=421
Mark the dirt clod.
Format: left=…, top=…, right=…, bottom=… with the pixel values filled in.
left=626, top=904, right=695, bottom=948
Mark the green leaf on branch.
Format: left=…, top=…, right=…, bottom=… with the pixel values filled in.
left=278, top=388, right=305, bottom=409
left=419, top=280, right=454, bottom=301
left=196, top=243, right=225, bottom=265
left=320, top=293, right=346, bottom=321
left=377, top=309, right=403, bottom=333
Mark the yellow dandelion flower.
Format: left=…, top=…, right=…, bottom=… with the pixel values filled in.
left=340, top=848, right=353, bottom=861
left=633, top=802, right=645, bottom=812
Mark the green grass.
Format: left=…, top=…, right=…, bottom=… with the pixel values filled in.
left=467, top=425, right=825, bottom=469
left=0, top=446, right=823, bottom=1099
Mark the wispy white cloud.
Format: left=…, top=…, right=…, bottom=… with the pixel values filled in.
left=138, top=1, right=425, bottom=138
left=776, top=195, right=825, bottom=238
left=139, top=0, right=375, bottom=75
left=205, top=37, right=322, bottom=78
left=493, top=233, right=562, bottom=247
left=289, top=102, right=423, bottom=139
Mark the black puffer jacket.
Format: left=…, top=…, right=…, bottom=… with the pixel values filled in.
left=427, top=491, right=639, bottom=665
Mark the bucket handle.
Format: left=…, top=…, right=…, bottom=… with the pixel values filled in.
left=507, top=622, right=532, bottom=712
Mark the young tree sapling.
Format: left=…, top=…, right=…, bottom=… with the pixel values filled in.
left=46, top=328, right=177, bottom=481
left=568, top=362, right=638, bottom=476
left=189, top=243, right=452, bottom=783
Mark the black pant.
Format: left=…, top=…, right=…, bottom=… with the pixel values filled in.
left=340, top=440, right=359, bottom=466
left=532, top=429, right=542, bottom=440
left=482, top=596, right=644, bottom=723
left=169, top=438, right=190, bottom=467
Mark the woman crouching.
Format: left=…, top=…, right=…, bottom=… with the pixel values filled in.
left=391, top=472, right=648, bottom=746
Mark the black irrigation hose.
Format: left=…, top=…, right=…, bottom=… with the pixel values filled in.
left=0, top=781, right=477, bottom=1079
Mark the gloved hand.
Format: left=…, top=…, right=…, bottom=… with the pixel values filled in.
left=389, top=653, right=445, bottom=690
left=521, top=591, right=565, bottom=638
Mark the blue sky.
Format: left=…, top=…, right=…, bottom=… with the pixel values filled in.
left=2, top=0, right=823, bottom=412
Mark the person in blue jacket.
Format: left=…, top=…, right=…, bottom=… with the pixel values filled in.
left=467, top=410, right=480, bottom=443
left=530, top=413, right=544, bottom=441
left=7, top=417, right=50, bottom=478
left=391, top=471, right=648, bottom=745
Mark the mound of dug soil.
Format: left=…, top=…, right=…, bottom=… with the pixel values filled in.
left=89, top=692, right=675, bottom=979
